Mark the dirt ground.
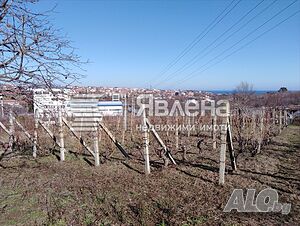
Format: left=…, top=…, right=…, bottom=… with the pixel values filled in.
left=0, top=125, right=299, bottom=226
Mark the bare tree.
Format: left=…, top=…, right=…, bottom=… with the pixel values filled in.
left=232, top=82, right=254, bottom=154
left=0, top=0, right=85, bottom=88
left=233, top=81, right=254, bottom=108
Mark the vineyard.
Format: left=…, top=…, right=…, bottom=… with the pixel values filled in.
left=1, top=99, right=300, bottom=225
left=0, top=104, right=291, bottom=175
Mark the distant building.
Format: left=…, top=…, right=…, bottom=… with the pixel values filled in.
left=66, top=97, right=123, bottom=132
left=33, top=88, right=124, bottom=121
left=66, top=95, right=123, bottom=118
left=66, top=97, right=102, bottom=118
left=112, top=93, right=120, bottom=101
left=97, top=101, right=123, bottom=116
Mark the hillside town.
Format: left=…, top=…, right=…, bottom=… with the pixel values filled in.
left=0, top=84, right=215, bottom=117
left=1, top=0, right=299, bottom=225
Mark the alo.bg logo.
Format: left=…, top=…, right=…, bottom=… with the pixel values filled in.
left=224, top=188, right=291, bottom=214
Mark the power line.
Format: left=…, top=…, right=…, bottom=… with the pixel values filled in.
left=179, top=10, right=300, bottom=85
left=153, top=0, right=268, bottom=87
left=166, top=0, right=298, bottom=87
left=155, top=0, right=272, bottom=87
left=144, top=0, right=242, bottom=87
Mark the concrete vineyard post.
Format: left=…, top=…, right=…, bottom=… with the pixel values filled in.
left=142, top=107, right=150, bottom=174
left=279, top=109, right=282, bottom=133
left=8, top=110, right=14, bottom=152
left=284, top=109, right=287, bottom=126
left=272, top=108, right=276, bottom=125
left=58, top=107, right=65, bottom=161
left=94, top=128, right=100, bottom=167
left=212, top=115, right=217, bottom=150
left=122, top=95, right=127, bottom=143
left=257, top=107, right=265, bottom=154
left=175, top=111, right=179, bottom=150
left=219, top=103, right=229, bottom=185
left=187, top=115, right=191, bottom=137
left=33, top=112, right=38, bottom=158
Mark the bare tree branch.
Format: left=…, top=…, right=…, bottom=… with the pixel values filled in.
left=0, top=0, right=86, bottom=88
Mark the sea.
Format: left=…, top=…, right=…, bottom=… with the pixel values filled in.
left=205, top=90, right=275, bottom=95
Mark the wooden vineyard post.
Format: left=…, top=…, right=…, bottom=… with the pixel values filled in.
left=8, top=110, right=15, bottom=152
left=212, top=115, right=217, bottom=150
left=226, top=106, right=237, bottom=171
left=62, top=118, right=95, bottom=157
left=58, top=107, right=65, bottom=161
left=145, top=118, right=176, bottom=165
left=142, top=107, right=150, bottom=174
left=226, top=119, right=237, bottom=171
left=219, top=111, right=227, bottom=185
left=97, top=121, right=129, bottom=158
left=257, top=107, right=265, bottom=154
left=94, top=127, right=100, bottom=166
left=33, top=112, right=38, bottom=158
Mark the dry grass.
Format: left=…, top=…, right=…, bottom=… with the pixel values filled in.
left=0, top=123, right=299, bottom=225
